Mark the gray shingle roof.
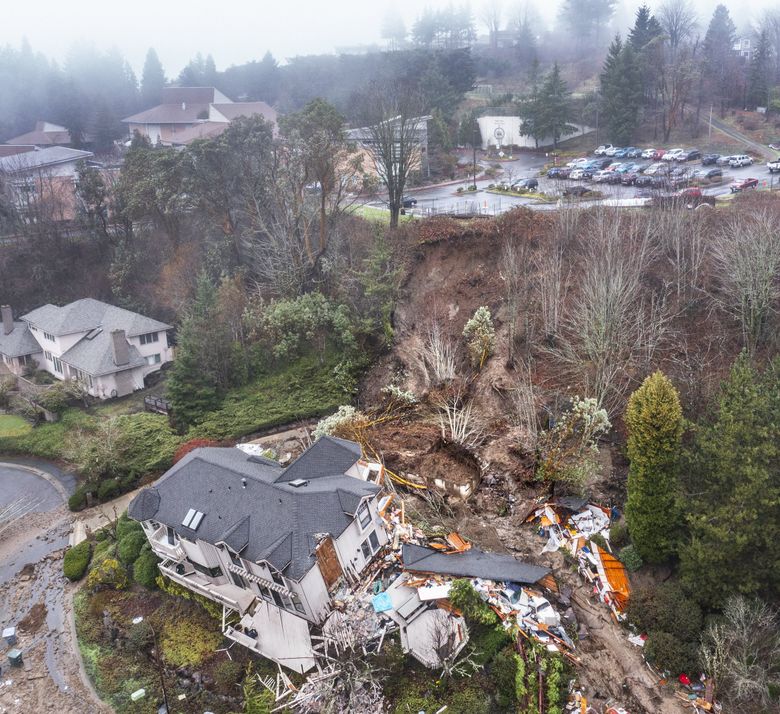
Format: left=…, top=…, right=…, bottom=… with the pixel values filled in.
left=0, top=322, right=41, bottom=358
left=128, top=439, right=379, bottom=581
left=0, top=146, right=92, bottom=173
left=60, top=331, right=147, bottom=377
left=402, top=544, right=550, bottom=585
left=21, top=298, right=171, bottom=337
left=122, top=103, right=212, bottom=125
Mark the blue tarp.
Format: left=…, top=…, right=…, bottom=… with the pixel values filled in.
left=372, top=591, right=393, bottom=613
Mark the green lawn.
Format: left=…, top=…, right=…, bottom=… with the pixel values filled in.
left=349, top=204, right=417, bottom=224
left=0, top=414, right=32, bottom=437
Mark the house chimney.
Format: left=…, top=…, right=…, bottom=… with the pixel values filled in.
left=110, top=329, right=130, bottom=366
left=1, top=305, right=13, bottom=335
left=182, top=101, right=186, bottom=111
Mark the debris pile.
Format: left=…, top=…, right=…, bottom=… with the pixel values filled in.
left=528, top=499, right=630, bottom=620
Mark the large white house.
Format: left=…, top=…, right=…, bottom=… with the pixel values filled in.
left=129, top=437, right=390, bottom=673
left=0, top=299, right=172, bottom=399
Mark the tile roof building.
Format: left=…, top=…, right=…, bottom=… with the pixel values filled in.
left=5, top=121, right=74, bottom=147
left=123, top=87, right=277, bottom=147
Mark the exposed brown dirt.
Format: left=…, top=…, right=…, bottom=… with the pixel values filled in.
left=18, top=602, right=47, bottom=633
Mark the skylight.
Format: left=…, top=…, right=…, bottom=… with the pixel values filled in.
left=182, top=508, right=205, bottom=530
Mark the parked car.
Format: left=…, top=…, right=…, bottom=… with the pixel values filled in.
left=402, top=196, right=417, bottom=208
left=563, top=185, right=590, bottom=197
left=613, top=147, right=630, bottom=157
left=767, top=159, right=780, bottom=173
left=605, top=171, right=624, bottom=184
left=650, top=176, right=671, bottom=189
left=512, top=178, right=539, bottom=191
left=679, top=149, right=701, bottom=161
left=652, top=149, right=667, bottom=160
left=566, top=157, right=590, bottom=168
left=621, top=172, right=639, bottom=185
left=592, top=157, right=613, bottom=169
left=716, top=155, right=736, bottom=166
left=644, top=162, right=666, bottom=175
left=594, top=144, right=614, bottom=155
left=730, top=177, right=759, bottom=192
left=699, top=167, right=723, bottom=183
left=634, top=175, right=654, bottom=187
left=641, top=148, right=656, bottom=159
left=663, top=148, right=685, bottom=161
left=729, top=154, right=754, bottom=167
left=569, top=168, right=592, bottom=180
left=677, top=187, right=702, bottom=199
left=701, top=153, right=720, bottom=165
left=605, top=146, right=621, bottom=156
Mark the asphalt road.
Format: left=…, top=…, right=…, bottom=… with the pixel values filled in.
left=0, top=463, right=63, bottom=512
left=361, top=153, right=780, bottom=216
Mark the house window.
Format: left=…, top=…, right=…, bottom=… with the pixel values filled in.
left=270, top=570, right=287, bottom=589
left=228, top=551, right=243, bottom=568
left=88, top=375, right=94, bottom=388
left=258, top=585, right=273, bottom=602
left=52, top=357, right=63, bottom=373
left=166, top=526, right=176, bottom=545
left=360, top=539, right=371, bottom=560
left=140, top=332, right=159, bottom=345
left=145, top=353, right=161, bottom=365
left=44, top=351, right=52, bottom=361
left=291, top=593, right=305, bottom=614
left=357, top=501, right=371, bottom=529
left=43, top=331, right=55, bottom=342
left=271, top=589, right=284, bottom=607
left=190, top=560, right=223, bottom=579
left=230, top=570, right=248, bottom=589
left=368, top=531, right=380, bottom=552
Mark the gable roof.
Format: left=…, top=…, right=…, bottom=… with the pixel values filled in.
left=276, top=435, right=362, bottom=483
left=0, top=146, right=93, bottom=174
left=123, top=103, right=212, bottom=125
left=0, top=321, right=41, bottom=358
left=128, top=440, right=378, bottom=581
left=22, top=298, right=170, bottom=337
left=209, top=101, right=277, bottom=123
left=162, top=87, right=227, bottom=104
left=165, top=122, right=230, bottom=146
left=60, top=330, right=147, bottom=377
left=402, top=543, right=550, bottom=585
left=6, top=121, right=72, bottom=146
left=0, top=145, right=36, bottom=158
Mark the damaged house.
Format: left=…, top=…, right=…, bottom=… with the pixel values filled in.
left=128, top=437, right=389, bottom=673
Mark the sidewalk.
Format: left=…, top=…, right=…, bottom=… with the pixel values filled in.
left=69, top=487, right=142, bottom=545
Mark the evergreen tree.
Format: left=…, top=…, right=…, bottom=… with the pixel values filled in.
left=91, top=101, right=121, bottom=153
left=624, top=372, right=684, bottom=563
left=203, top=54, right=218, bottom=86
left=140, top=48, right=166, bottom=107
left=167, top=274, right=244, bottom=428
left=703, top=5, right=739, bottom=112
left=628, top=4, right=663, bottom=50
left=679, top=357, right=780, bottom=607
left=747, top=30, right=772, bottom=108
left=537, top=63, right=576, bottom=148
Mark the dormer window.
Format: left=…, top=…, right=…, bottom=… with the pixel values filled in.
left=357, top=501, right=371, bottom=530
left=140, top=332, right=159, bottom=345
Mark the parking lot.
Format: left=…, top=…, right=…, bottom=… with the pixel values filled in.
left=359, top=147, right=780, bottom=216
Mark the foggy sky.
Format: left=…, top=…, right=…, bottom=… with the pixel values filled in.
left=1, top=0, right=770, bottom=76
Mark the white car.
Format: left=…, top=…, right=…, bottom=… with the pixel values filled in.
left=662, top=148, right=685, bottom=161
left=729, top=154, right=754, bottom=167
left=641, top=148, right=656, bottom=159
left=643, top=162, right=665, bottom=175
left=569, top=168, right=590, bottom=180
left=592, top=170, right=613, bottom=183
left=594, top=144, right=613, bottom=156
left=566, top=157, right=589, bottom=168
left=605, top=146, right=620, bottom=156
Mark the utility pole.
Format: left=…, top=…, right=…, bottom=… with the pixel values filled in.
left=472, top=124, right=478, bottom=189
left=708, top=103, right=713, bottom=141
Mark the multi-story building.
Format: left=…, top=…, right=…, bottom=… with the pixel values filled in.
left=0, top=299, right=172, bottom=398
left=128, top=437, right=389, bottom=673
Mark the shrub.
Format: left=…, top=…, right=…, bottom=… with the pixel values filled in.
left=160, top=618, right=223, bottom=667
left=449, top=579, right=498, bottom=625
left=628, top=582, right=702, bottom=643
left=68, top=485, right=89, bottom=512
left=116, top=513, right=143, bottom=541
left=609, top=521, right=630, bottom=548
left=127, top=621, right=154, bottom=651
left=463, top=306, right=496, bottom=369
left=133, top=548, right=160, bottom=589
left=618, top=544, right=643, bottom=572
left=644, top=631, right=700, bottom=676
left=156, top=575, right=222, bottom=620
left=589, top=533, right=608, bottom=550
left=118, top=532, right=147, bottom=565
left=86, top=557, right=129, bottom=592
left=97, top=478, right=120, bottom=501
left=63, top=541, right=92, bottom=581
left=447, top=687, right=490, bottom=714
left=490, top=647, right=519, bottom=708
left=213, top=658, right=244, bottom=691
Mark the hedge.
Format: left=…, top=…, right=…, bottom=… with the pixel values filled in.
left=133, top=547, right=160, bottom=589
left=63, top=541, right=92, bottom=581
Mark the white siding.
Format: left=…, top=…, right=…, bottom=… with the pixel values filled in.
left=333, top=496, right=388, bottom=579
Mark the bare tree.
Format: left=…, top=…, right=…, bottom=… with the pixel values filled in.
left=650, top=205, right=707, bottom=301
left=534, top=240, right=567, bottom=343
left=710, top=209, right=780, bottom=355
left=481, top=0, right=503, bottom=49
left=509, top=360, right=539, bottom=450
left=501, top=237, right=534, bottom=363
left=415, top=319, right=457, bottom=385
left=546, top=210, right=670, bottom=414
left=435, top=389, right=485, bottom=449
left=357, top=84, right=427, bottom=228
left=700, top=596, right=780, bottom=713
left=658, top=0, right=698, bottom=51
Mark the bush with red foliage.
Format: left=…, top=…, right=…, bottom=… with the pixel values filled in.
left=173, top=438, right=220, bottom=463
